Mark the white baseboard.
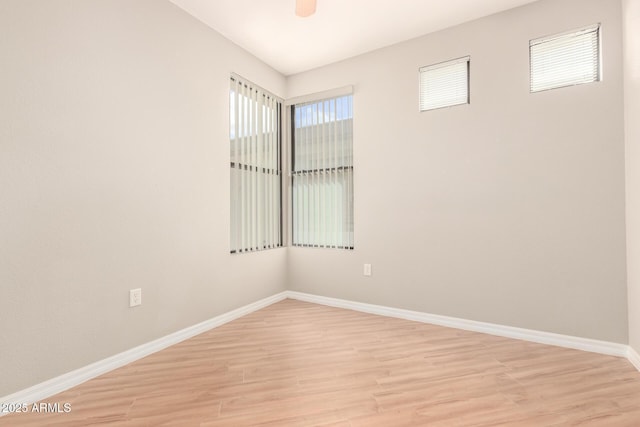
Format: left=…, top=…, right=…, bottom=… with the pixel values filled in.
left=3, top=289, right=638, bottom=416
left=628, top=346, right=640, bottom=372
left=0, top=291, right=288, bottom=415
left=285, top=291, right=630, bottom=358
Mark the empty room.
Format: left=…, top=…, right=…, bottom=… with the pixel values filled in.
left=2, top=0, right=640, bottom=425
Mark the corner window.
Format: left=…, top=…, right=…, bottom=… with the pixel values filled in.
left=530, top=24, right=601, bottom=92
left=230, top=75, right=282, bottom=253
left=419, top=56, right=470, bottom=111
left=291, top=95, right=354, bottom=249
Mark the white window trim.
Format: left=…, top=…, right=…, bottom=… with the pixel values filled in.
left=285, top=85, right=353, bottom=107
left=289, top=91, right=354, bottom=250
left=529, top=23, right=601, bottom=93
left=229, top=74, right=284, bottom=254
left=419, top=55, right=470, bottom=112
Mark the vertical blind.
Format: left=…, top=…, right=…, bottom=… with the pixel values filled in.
left=419, top=56, right=470, bottom=111
left=530, top=24, right=600, bottom=92
left=230, top=76, right=282, bottom=253
left=292, top=95, right=354, bottom=249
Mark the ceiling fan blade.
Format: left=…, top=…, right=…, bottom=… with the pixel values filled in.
left=295, top=0, right=317, bottom=17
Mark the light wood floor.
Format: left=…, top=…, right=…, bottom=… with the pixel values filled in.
left=3, top=299, right=640, bottom=426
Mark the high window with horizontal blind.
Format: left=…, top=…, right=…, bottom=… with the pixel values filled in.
left=291, top=95, right=354, bottom=249
left=530, top=24, right=601, bottom=92
left=419, top=56, right=470, bottom=111
left=230, top=75, right=282, bottom=253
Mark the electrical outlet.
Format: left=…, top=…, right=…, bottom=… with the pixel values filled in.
left=363, top=263, right=372, bottom=277
left=129, top=288, right=142, bottom=307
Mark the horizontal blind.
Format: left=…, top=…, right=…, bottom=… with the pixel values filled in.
left=230, top=75, right=282, bottom=253
left=530, top=24, right=600, bottom=92
left=419, top=56, right=470, bottom=111
left=292, top=95, right=353, bottom=249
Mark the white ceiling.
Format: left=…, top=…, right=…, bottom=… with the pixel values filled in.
left=169, top=0, right=540, bottom=76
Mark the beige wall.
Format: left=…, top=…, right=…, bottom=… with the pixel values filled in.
left=286, top=0, right=628, bottom=343
left=0, top=0, right=287, bottom=396
left=624, top=0, right=640, bottom=352
left=1, top=0, right=632, bottom=399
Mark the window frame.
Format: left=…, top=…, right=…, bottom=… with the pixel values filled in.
left=529, top=23, right=602, bottom=93
left=229, top=74, right=283, bottom=254
left=419, top=56, right=470, bottom=112
left=290, top=93, right=354, bottom=250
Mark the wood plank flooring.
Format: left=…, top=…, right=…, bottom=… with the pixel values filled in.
left=2, top=298, right=640, bottom=426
